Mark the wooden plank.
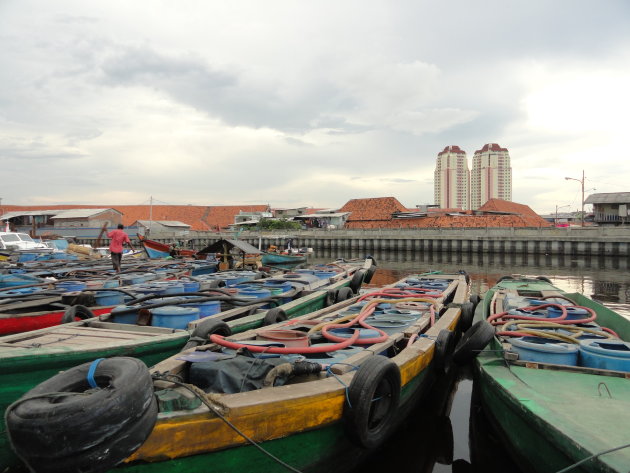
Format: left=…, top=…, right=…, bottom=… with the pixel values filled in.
left=86, top=320, right=181, bottom=334
left=0, top=296, right=60, bottom=312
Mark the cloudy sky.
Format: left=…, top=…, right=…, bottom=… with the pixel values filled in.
left=1, top=1, right=629, bottom=213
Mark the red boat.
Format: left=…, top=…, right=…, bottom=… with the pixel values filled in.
left=137, top=235, right=197, bottom=259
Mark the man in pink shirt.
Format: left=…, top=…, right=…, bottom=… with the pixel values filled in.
left=107, top=224, right=134, bottom=272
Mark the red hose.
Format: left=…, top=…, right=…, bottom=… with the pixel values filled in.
left=209, top=330, right=361, bottom=354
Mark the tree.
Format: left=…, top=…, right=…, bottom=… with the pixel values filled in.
left=258, top=218, right=302, bottom=230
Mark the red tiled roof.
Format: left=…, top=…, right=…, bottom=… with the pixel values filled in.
left=339, top=197, right=407, bottom=222
left=478, top=199, right=540, bottom=218
left=347, top=214, right=551, bottom=229
left=1, top=204, right=269, bottom=231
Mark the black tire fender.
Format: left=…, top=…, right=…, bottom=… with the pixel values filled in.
left=335, top=286, right=354, bottom=303
left=6, top=357, right=157, bottom=469
left=458, top=301, right=475, bottom=333
left=363, top=265, right=377, bottom=284
left=16, top=399, right=158, bottom=473
left=453, top=321, right=495, bottom=365
left=497, top=275, right=514, bottom=283
left=262, top=307, right=288, bottom=326
left=183, top=319, right=232, bottom=350
left=344, top=355, right=401, bottom=449
left=349, top=269, right=366, bottom=294
left=433, top=329, right=455, bottom=374
left=325, top=288, right=336, bottom=307
left=536, top=276, right=553, bottom=284
left=61, top=305, right=96, bottom=324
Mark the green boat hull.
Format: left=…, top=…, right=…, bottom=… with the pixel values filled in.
left=473, top=279, right=630, bottom=473
left=118, top=369, right=431, bottom=473
left=0, top=284, right=347, bottom=471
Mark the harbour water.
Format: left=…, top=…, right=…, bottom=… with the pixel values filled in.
left=308, top=250, right=630, bottom=473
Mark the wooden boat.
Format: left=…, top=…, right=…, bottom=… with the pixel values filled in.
left=460, top=275, right=630, bottom=473
left=5, top=271, right=471, bottom=472
left=137, top=235, right=197, bottom=259
left=261, top=251, right=307, bottom=265
left=0, top=260, right=212, bottom=336
left=0, top=259, right=374, bottom=470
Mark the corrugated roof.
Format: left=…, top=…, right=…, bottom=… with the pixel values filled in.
left=0, top=210, right=60, bottom=219
left=197, top=239, right=262, bottom=254
left=51, top=209, right=117, bottom=219
left=584, top=192, right=630, bottom=204
left=294, top=212, right=349, bottom=218
left=136, top=220, right=190, bottom=228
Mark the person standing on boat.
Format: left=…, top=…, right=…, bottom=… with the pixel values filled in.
left=106, top=224, right=134, bottom=272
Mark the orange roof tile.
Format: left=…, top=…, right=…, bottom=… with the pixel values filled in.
left=346, top=214, right=551, bottom=229
left=339, top=197, right=407, bottom=222
left=1, top=204, right=269, bottom=231
left=478, top=199, right=542, bottom=219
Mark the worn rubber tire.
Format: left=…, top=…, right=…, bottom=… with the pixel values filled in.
left=453, top=321, right=495, bottom=365
left=325, top=288, right=337, bottom=307
left=61, top=305, right=96, bottom=324
left=363, top=265, right=377, bottom=284
left=349, top=269, right=366, bottom=294
left=15, top=398, right=158, bottom=473
left=433, top=329, right=455, bottom=375
left=344, top=355, right=401, bottom=449
left=183, top=319, right=232, bottom=350
left=335, top=286, right=354, bottom=303
left=262, top=307, right=288, bottom=326
left=536, top=276, right=553, bottom=284
left=497, top=275, right=514, bottom=283
left=458, top=301, right=475, bottom=333
left=6, top=357, right=155, bottom=465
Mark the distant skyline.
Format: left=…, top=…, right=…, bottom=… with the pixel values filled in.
left=1, top=1, right=629, bottom=214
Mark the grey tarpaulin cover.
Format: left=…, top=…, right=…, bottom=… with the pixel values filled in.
left=188, top=351, right=290, bottom=394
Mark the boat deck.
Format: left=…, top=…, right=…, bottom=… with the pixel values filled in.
left=0, top=320, right=183, bottom=351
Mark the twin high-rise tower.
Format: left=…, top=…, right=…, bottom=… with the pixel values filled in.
left=434, top=143, right=512, bottom=210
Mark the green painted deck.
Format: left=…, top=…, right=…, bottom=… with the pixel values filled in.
left=473, top=277, right=630, bottom=473
left=478, top=357, right=630, bottom=472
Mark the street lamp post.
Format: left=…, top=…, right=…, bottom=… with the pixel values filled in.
left=565, top=170, right=585, bottom=227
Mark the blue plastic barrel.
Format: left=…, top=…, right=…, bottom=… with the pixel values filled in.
left=182, top=280, right=201, bottom=292
left=110, top=305, right=138, bottom=325
left=578, top=339, right=630, bottom=372
left=94, top=291, right=125, bottom=307
left=510, top=337, right=578, bottom=366
left=181, top=300, right=221, bottom=317
left=151, top=306, right=200, bottom=329
left=314, top=271, right=337, bottom=280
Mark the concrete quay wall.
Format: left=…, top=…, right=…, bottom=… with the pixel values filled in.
left=199, top=227, right=630, bottom=257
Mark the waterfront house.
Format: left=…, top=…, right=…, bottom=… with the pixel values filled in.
left=584, top=192, right=630, bottom=226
